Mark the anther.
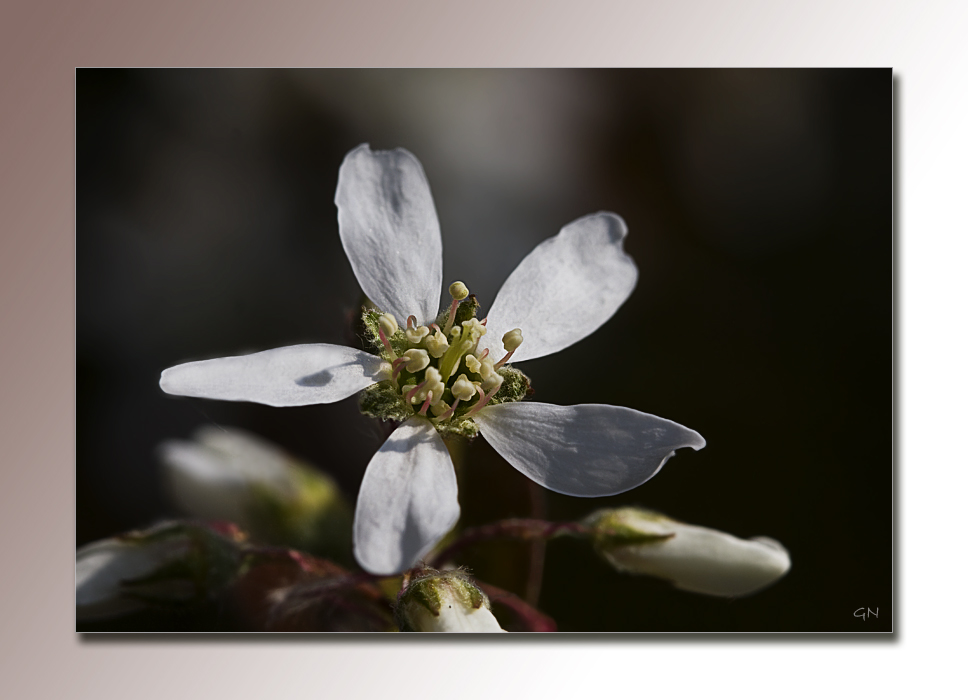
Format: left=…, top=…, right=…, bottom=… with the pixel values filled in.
left=436, top=396, right=462, bottom=422
left=402, top=348, right=430, bottom=373
left=494, top=328, right=523, bottom=369
left=378, top=313, right=399, bottom=337
left=405, top=325, right=430, bottom=344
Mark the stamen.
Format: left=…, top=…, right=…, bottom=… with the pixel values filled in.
left=391, top=356, right=409, bottom=380
left=378, top=328, right=397, bottom=360
left=436, top=397, right=462, bottom=422
left=418, top=394, right=433, bottom=416
left=443, top=281, right=469, bottom=335
left=494, top=328, right=523, bottom=369
left=405, top=380, right=428, bottom=404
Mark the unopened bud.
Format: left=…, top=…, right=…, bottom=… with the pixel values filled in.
left=585, top=508, right=791, bottom=598
left=76, top=521, right=245, bottom=621
left=396, top=568, right=506, bottom=633
left=158, top=427, right=352, bottom=560
left=449, top=281, right=469, bottom=300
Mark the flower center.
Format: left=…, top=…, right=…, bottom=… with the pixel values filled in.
left=358, top=281, right=531, bottom=437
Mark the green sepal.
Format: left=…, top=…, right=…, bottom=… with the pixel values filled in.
left=583, top=508, right=677, bottom=551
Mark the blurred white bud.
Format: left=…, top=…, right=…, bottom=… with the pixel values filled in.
left=76, top=521, right=243, bottom=621
left=586, top=508, right=791, bottom=598
left=157, top=427, right=352, bottom=558
left=396, top=568, right=507, bottom=633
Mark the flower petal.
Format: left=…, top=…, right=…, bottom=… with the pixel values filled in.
left=335, top=144, right=443, bottom=324
left=353, top=418, right=460, bottom=575
left=480, top=212, right=638, bottom=363
left=476, top=402, right=705, bottom=497
left=159, top=344, right=385, bottom=407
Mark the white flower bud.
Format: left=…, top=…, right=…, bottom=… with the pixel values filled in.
left=396, top=569, right=506, bottom=633
left=402, top=348, right=430, bottom=373
left=502, top=328, right=523, bottom=353
left=586, top=508, right=791, bottom=598
left=448, top=281, right=469, bottom=300
left=76, top=521, right=243, bottom=621
left=451, top=374, right=478, bottom=402
left=158, top=427, right=352, bottom=555
left=465, top=354, right=482, bottom=374
left=378, top=313, right=398, bottom=337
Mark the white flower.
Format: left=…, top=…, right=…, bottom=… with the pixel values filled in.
left=160, top=144, right=705, bottom=576
left=158, top=426, right=352, bottom=556
left=587, top=508, right=791, bottom=597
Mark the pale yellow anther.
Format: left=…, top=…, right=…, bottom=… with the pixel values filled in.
left=449, top=281, right=469, bottom=300
left=377, top=361, right=394, bottom=381
left=481, top=372, right=504, bottom=392
left=405, top=325, right=430, bottom=344
left=429, top=400, right=451, bottom=417
left=465, top=354, right=482, bottom=374
left=477, top=355, right=496, bottom=380
left=402, top=348, right=430, bottom=373
left=502, top=328, right=523, bottom=353
left=378, top=313, right=399, bottom=337
left=425, top=329, right=450, bottom=358
left=451, top=374, right=478, bottom=402
left=461, top=318, right=487, bottom=340
left=410, top=367, right=445, bottom=406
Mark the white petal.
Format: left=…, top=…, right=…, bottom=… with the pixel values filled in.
left=476, top=402, right=705, bottom=497
left=480, top=212, right=637, bottom=363
left=159, top=344, right=385, bottom=407
left=598, top=510, right=792, bottom=597
left=335, top=144, right=443, bottom=324
left=353, top=418, right=460, bottom=575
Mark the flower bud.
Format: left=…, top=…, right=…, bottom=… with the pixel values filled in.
left=585, top=508, right=791, bottom=598
left=158, top=427, right=352, bottom=559
left=396, top=568, right=507, bottom=632
left=76, top=521, right=245, bottom=621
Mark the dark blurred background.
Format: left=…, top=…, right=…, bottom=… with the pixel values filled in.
left=77, top=69, right=891, bottom=632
